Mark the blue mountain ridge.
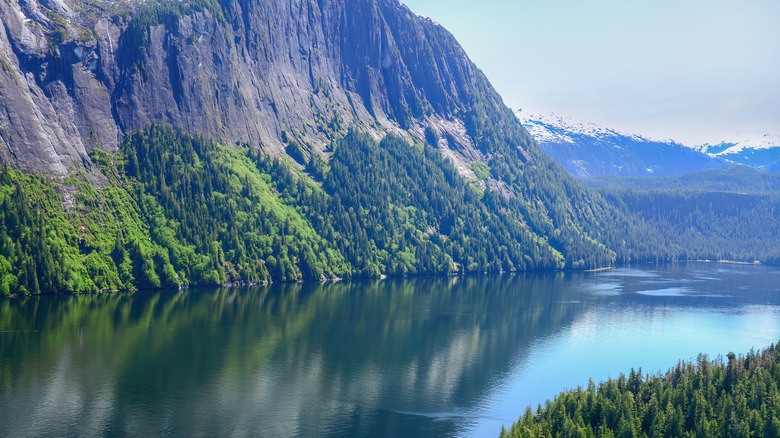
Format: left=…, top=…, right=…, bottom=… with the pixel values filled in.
left=519, top=112, right=780, bottom=177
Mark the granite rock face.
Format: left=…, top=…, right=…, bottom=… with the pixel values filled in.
left=0, top=0, right=526, bottom=177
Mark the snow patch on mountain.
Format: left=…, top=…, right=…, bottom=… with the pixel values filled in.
left=519, top=109, right=780, bottom=159
left=696, top=133, right=780, bottom=156
left=515, top=109, right=732, bottom=177
left=517, top=110, right=672, bottom=145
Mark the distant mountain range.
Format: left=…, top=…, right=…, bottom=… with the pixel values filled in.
left=518, top=111, right=780, bottom=176
left=695, top=134, right=780, bottom=171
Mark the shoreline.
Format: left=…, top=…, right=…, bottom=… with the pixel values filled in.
left=2, top=258, right=769, bottom=298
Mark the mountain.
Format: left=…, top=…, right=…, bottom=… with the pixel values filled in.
left=1, top=0, right=778, bottom=295
left=518, top=111, right=728, bottom=177
left=517, top=107, right=780, bottom=264
left=695, top=134, right=780, bottom=169
left=0, top=0, right=647, bottom=295
left=0, top=0, right=505, bottom=178
left=518, top=110, right=780, bottom=176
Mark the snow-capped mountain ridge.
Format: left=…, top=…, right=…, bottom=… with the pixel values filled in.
left=520, top=110, right=780, bottom=155
left=516, top=110, right=728, bottom=177
left=697, top=133, right=780, bottom=156
left=518, top=109, right=780, bottom=173
left=518, top=110, right=675, bottom=146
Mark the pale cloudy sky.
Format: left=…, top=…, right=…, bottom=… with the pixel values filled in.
left=402, top=0, right=780, bottom=145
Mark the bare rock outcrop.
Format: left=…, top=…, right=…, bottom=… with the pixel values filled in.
left=0, top=0, right=531, bottom=178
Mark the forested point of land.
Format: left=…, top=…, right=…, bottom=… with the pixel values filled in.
left=500, top=343, right=780, bottom=437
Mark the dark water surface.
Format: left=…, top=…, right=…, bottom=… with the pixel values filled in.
left=3, top=262, right=780, bottom=437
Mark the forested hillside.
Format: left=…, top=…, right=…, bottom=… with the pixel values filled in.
left=0, top=0, right=650, bottom=295
left=0, top=125, right=628, bottom=295
left=501, top=343, right=780, bottom=437
left=584, top=166, right=780, bottom=193
left=601, top=190, right=780, bottom=263
left=0, top=126, right=342, bottom=294
left=583, top=167, right=780, bottom=263
left=5, top=124, right=780, bottom=295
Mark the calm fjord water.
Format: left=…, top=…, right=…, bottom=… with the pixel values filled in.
left=2, top=263, right=780, bottom=437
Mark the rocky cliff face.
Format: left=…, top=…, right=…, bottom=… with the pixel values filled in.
left=0, top=0, right=115, bottom=177
left=0, top=0, right=652, bottom=294
left=0, top=0, right=522, bottom=178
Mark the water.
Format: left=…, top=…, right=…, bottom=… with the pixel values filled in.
left=2, top=262, right=780, bottom=437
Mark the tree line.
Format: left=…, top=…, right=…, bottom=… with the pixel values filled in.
left=2, top=124, right=779, bottom=295
left=501, top=343, right=780, bottom=437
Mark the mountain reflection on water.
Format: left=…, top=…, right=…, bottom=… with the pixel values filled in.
left=2, top=263, right=780, bottom=437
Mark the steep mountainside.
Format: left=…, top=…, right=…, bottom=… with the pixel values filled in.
left=0, top=0, right=530, bottom=179
left=1, top=0, right=655, bottom=294
left=518, top=112, right=728, bottom=177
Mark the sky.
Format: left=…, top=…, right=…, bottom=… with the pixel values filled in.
left=401, top=0, right=780, bottom=145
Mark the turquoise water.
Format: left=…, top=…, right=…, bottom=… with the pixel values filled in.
left=2, top=262, right=780, bottom=437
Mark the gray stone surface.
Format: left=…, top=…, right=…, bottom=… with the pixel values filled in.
left=0, top=0, right=527, bottom=178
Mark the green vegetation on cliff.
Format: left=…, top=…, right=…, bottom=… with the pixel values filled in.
left=3, top=124, right=778, bottom=295
left=0, top=164, right=178, bottom=295
left=0, top=125, right=625, bottom=295
left=0, top=125, right=344, bottom=294
left=501, top=343, right=780, bottom=437
left=6, top=121, right=780, bottom=295
left=256, top=131, right=566, bottom=276
left=122, top=126, right=347, bottom=284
